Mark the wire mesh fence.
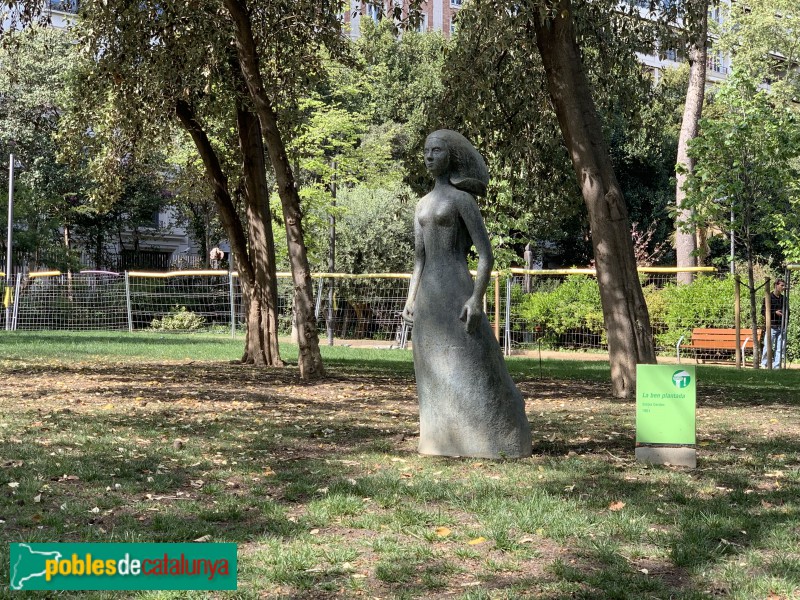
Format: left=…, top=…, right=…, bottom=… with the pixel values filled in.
left=1, top=267, right=796, bottom=365
left=314, top=275, right=411, bottom=344
left=505, top=267, right=727, bottom=355
left=128, top=271, right=233, bottom=331
left=12, top=272, right=129, bottom=331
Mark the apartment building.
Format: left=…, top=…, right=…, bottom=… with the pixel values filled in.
left=344, top=0, right=730, bottom=85
left=343, top=0, right=463, bottom=38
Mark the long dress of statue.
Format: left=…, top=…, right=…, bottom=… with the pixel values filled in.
left=403, top=130, right=532, bottom=459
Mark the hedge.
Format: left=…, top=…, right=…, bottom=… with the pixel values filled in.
left=514, top=274, right=799, bottom=357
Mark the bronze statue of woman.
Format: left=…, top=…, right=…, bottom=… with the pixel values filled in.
left=402, top=130, right=531, bottom=458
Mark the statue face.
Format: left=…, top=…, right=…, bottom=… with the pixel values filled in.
left=424, top=136, right=449, bottom=176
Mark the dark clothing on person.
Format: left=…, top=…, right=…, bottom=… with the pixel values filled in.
left=761, top=289, right=787, bottom=369
left=762, top=292, right=787, bottom=327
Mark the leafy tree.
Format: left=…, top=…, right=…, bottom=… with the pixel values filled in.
left=333, top=184, right=415, bottom=275
left=222, top=0, right=352, bottom=378
left=356, top=20, right=447, bottom=189
left=439, top=0, right=668, bottom=396
left=166, top=138, right=226, bottom=268
left=715, top=0, right=800, bottom=107
left=0, top=27, right=86, bottom=269
left=684, top=72, right=800, bottom=364
left=0, top=26, right=170, bottom=273
left=52, top=0, right=289, bottom=370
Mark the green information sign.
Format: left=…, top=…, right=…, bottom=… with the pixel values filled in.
left=636, top=365, right=696, bottom=445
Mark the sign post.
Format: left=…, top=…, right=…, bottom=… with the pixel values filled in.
left=635, top=364, right=696, bottom=468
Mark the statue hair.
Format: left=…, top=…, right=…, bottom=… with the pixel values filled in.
left=427, top=130, right=489, bottom=197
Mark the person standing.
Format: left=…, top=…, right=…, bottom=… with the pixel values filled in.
left=761, top=279, right=787, bottom=369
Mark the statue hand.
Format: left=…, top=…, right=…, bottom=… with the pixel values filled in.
left=459, top=297, right=483, bottom=334
left=402, top=304, right=414, bottom=325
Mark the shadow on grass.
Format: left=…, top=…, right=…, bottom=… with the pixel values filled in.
left=2, top=358, right=800, bottom=597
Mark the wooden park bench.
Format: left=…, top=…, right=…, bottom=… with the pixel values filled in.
left=676, top=328, right=762, bottom=364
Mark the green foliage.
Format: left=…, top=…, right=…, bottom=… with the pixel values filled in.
left=0, top=27, right=87, bottom=261
left=685, top=71, right=800, bottom=272
left=516, top=276, right=604, bottom=346
left=515, top=274, right=768, bottom=353
left=789, top=272, right=800, bottom=362
left=433, top=1, right=678, bottom=267
left=682, top=74, right=795, bottom=361
left=715, top=0, right=800, bottom=107
left=150, top=306, right=206, bottom=331
left=647, top=276, right=743, bottom=349
left=332, top=185, right=415, bottom=275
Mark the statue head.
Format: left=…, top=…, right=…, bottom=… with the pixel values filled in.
left=425, top=130, right=489, bottom=197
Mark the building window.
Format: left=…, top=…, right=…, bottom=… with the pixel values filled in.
left=417, top=13, right=428, bottom=33
left=451, top=0, right=462, bottom=6
left=707, top=51, right=727, bottom=74
left=450, top=16, right=457, bottom=35
left=365, top=2, right=380, bottom=23
left=49, top=0, right=78, bottom=12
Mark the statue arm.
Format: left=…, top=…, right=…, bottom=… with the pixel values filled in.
left=403, top=214, right=425, bottom=324
left=458, top=193, right=494, bottom=333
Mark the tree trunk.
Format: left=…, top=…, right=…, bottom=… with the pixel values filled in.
left=747, top=247, right=760, bottom=368
left=674, top=0, right=709, bottom=284
left=533, top=0, right=656, bottom=398
left=236, top=101, right=284, bottom=367
left=175, top=99, right=270, bottom=366
left=224, top=0, right=324, bottom=379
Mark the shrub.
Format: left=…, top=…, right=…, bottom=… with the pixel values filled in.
left=789, top=273, right=799, bottom=361
left=150, top=306, right=206, bottom=331
left=515, top=273, right=758, bottom=354
left=516, top=275, right=604, bottom=346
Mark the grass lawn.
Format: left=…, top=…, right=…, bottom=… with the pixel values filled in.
left=1, top=331, right=799, bottom=598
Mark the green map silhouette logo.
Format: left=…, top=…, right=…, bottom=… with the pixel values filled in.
left=10, top=544, right=63, bottom=590
left=672, top=370, right=691, bottom=389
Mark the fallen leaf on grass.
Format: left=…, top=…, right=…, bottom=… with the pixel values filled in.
left=435, top=526, right=451, bottom=538
left=608, top=501, right=626, bottom=511
left=7, top=482, right=19, bottom=489
left=33, top=494, right=41, bottom=503
left=193, top=535, right=212, bottom=542
left=467, top=537, right=487, bottom=545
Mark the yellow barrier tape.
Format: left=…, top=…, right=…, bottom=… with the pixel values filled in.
left=509, top=268, right=596, bottom=276
left=311, top=272, right=413, bottom=279
left=127, top=270, right=231, bottom=278
left=509, top=266, right=717, bottom=276
left=637, top=266, right=716, bottom=273
left=29, top=271, right=62, bottom=278
left=3, top=286, right=11, bottom=309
